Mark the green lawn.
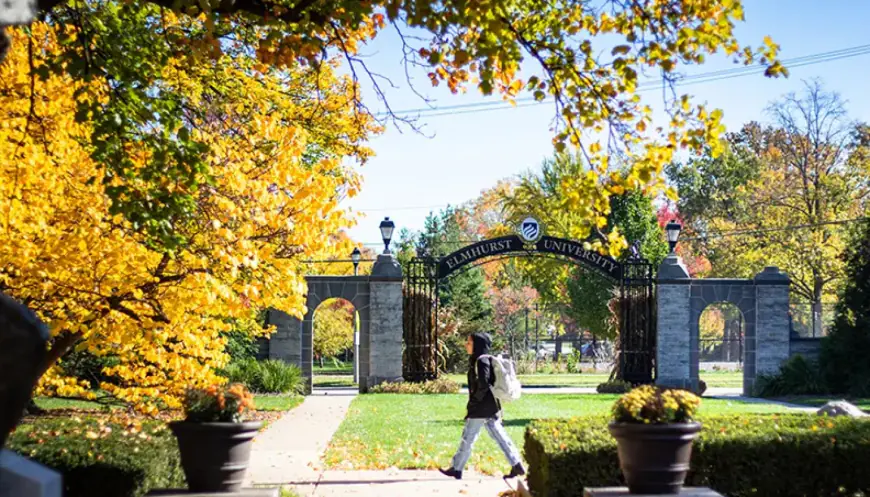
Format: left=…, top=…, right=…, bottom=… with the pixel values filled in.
left=314, top=375, right=356, bottom=388
left=253, top=395, right=305, bottom=411
left=34, top=397, right=112, bottom=410
left=444, top=370, right=743, bottom=389
left=314, top=361, right=352, bottom=375
left=699, top=370, right=745, bottom=387
left=323, top=393, right=792, bottom=475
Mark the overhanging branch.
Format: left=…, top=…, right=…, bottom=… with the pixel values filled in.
left=37, top=0, right=327, bottom=25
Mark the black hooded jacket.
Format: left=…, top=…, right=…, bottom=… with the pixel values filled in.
left=466, top=332, right=501, bottom=419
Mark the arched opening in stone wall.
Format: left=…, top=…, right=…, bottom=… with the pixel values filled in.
left=311, top=297, right=357, bottom=390
left=697, top=302, right=744, bottom=390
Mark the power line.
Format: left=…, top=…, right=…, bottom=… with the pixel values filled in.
left=350, top=217, right=870, bottom=249
left=378, top=43, right=870, bottom=119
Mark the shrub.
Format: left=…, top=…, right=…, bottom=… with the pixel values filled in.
left=525, top=414, right=870, bottom=497
left=7, top=417, right=184, bottom=497
left=222, top=358, right=303, bottom=394
left=257, top=359, right=303, bottom=394
left=59, top=349, right=122, bottom=387
left=565, top=350, right=583, bottom=374
left=369, top=377, right=460, bottom=394
left=754, top=355, right=827, bottom=397
left=223, top=358, right=261, bottom=388
left=223, top=329, right=259, bottom=361
left=596, top=380, right=632, bottom=394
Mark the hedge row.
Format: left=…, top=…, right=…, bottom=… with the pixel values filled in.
left=369, top=377, right=460, bottom=394
left=525, top=414, right=870, bottom=497
left=7, top=417, right=185, bottom=497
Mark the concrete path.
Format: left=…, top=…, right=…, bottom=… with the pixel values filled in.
left=246, top=388, right=516, bottom=496
left=289, top=470, right=516, bottom=497
left=246, top=389, right=356, bottom=487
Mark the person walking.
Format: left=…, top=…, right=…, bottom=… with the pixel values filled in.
left=439, top=332, right=525, bottom=480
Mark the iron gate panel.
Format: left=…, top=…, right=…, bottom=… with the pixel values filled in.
left=619, top=260, right=656, bottom=384
left=401, top=239, right=657, bottom=385
left=402, top=257, right=439, bottom=382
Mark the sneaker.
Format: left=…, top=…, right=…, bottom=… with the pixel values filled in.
left=504, top=463, right=525, bottom=479
left=438, top=467, right=462, bottom=480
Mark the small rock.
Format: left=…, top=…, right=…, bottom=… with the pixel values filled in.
left=816, top=400, right=869, bottom=418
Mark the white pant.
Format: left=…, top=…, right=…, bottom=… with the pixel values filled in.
left=450, top=417, right=522, bottom=471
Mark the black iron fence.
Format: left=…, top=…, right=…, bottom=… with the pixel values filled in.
left=789, top=301, right=837, bottom=338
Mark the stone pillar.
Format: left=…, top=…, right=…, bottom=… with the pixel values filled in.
left=301, top=313, right=314, bottom=394
left=266, top=309, right=305, bottom=389
left=751, top=266, right=791, bottom=395
left=655, top=255, right=696, bottom=391
left=361, top=254, right=403, bottom=392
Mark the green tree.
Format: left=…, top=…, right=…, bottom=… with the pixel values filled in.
left=668, top=83, right=870, bottom=335
left=819, top=220, right=870, bottom=396
left=413, top=208, right=493, bottom=334
left=400, top=208, right=494, bottom=372
left=565, top=191, right=668, bottom=339
left=502, top=154, right=667, bottom=339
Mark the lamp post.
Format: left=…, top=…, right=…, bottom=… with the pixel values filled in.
left=351, top=247, right=361, bottom=276
left=379, top=217, right=395, bottom=254
left=350, top=247, right=361, bottom=383
left=665, top=220, right=682, bottom=254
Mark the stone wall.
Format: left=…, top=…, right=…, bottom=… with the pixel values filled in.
left=790, top=337, right=822, bottom=362
left=261, top=255, right=402, bottom=394
left=751, top=267, right=791, bottom=394
left=656, top=283, right=693, bottom=390
left=266, top=309, right=302, bottom=369
left=362, top=280, right=404, bottom=391
left=656, top=259, right=791, bottom=396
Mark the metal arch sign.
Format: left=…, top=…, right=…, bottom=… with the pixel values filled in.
left=436, top=234, right=623, bottom=280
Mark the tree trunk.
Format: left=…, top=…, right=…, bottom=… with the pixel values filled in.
left=812, top=275, right=824, bottom=337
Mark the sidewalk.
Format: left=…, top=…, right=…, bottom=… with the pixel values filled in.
left=246, top=388, right=516, bottom=496
left=246, top=389, right=355, bottom=487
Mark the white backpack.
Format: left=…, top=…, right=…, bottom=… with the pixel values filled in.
left=481, top=354, right=522, bottom=403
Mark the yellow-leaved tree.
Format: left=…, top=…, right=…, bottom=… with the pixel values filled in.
left=313, top=299, right=355, bottom=366
left=0, top=23, right=378, bottom=411
left=2, top=0, right=785, bottom=256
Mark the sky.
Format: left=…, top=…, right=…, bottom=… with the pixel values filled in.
left=340, top=1, right=870, bottom=250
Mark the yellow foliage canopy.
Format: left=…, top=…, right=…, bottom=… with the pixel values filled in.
left=313, top=299, right=355, bottom=361
left=0, top=23, right=378, bottom=411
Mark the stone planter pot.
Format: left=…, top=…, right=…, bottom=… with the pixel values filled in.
left=608, top=422, right=702, bottom=495
left=169, top=420, right=262, bottom=492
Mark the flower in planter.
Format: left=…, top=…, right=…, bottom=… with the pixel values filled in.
left=182, top=383, right=255, bottom=423
left=612, top=385, right=701, bottom=424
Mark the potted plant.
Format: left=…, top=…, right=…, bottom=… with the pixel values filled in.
left=608, top=385, right=702, bottom=495
left=169, top=383, right=262, bottom=492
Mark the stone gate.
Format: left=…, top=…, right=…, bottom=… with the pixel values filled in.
left=261, top=254, right=404, bottom=393
left=656, top=254, right=792, bottom=395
